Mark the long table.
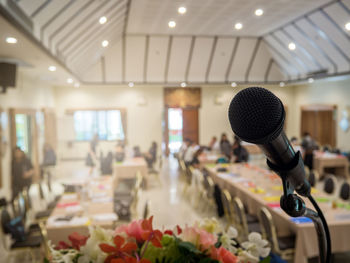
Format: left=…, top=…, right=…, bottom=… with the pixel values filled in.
left=314, top=151, right=349, bottom=178
left=205, top=163, right=350, bottom=263
left=46, top=176, right=117, bottom=245
left=113, top=157, right=148, bottom=188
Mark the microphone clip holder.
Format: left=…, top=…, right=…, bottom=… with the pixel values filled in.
left=267, top=153, right=329, bottom=263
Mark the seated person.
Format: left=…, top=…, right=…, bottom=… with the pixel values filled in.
left=178, top=138, right=190, bottom=159
left=220, top=133, right=231, bottom=159
left=115, top=142, right=126, bottom=162
left=301, top=132, right=317, bottom=169
left=101, top=152, right=113, bottom=175
left=133, top=146, right=142, bottom=158
left=191, top=148, right=204, bottom=168
left=42, top=143, right=56, bottom=167
left=208, top=136, right=220, bottom=152
left=232, top=136, right=249, bottom=163
left=144, top=141, right=157, bottom=169
left=184, top=141, right=199, bottom=166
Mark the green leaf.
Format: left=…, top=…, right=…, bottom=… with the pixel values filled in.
left=178, top=241, right=201, bottom=254
left=43, top=258, right=50, bottom=263
left=259, top=256, right=272, bottom=263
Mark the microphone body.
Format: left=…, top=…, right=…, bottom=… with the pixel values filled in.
left=228, top=87, right=310, bottom=196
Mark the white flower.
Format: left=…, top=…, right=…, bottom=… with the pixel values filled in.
left=198, top=217, right=222, bottom=234
left=240, top=232, right=270, bottom=262
left=50, top=249, right=79, bottom=263
left=221, top=227, right=238, bottom=253
left=78, top=226, right=114, bottom=263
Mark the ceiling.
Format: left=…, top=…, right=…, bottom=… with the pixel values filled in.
left=0, top=0, right=350, bottom=85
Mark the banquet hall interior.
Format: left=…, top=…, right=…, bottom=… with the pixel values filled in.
left=0, top=0, right=350, bottom=262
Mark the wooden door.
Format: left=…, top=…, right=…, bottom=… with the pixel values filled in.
left=182, top=108, right=199, bottom=144
left=301, top=105, right=336, bottom=147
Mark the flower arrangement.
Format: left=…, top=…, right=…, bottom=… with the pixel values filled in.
left=47, top=216, right=270, bottom=263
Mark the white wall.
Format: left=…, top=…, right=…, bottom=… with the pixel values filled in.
left=53, top=85, right=164, bottom=159
left=0, top=73, right=55, bottom=199
left=292, top=77, right=350, bottom=151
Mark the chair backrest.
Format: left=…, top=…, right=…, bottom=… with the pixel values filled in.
left=232, top=197, right=249, bottom=237
left=324, top=176, right=336, bottom=194
left=308, top=171, right=316, bottom=187
left=205, top=176, right=215, bottom=198
left=340, top=181, right=350, bottom=200
left=39, top=221, right=51, bottom=258
left=221, top=190, right=234, bottom=224
left=259, top=207, right=280, bottom=253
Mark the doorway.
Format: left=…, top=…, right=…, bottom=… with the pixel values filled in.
left=301, top=105, right=337, bottom=147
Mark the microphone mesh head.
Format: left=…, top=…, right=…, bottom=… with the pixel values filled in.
left=228, top=87, right=285, bottom=144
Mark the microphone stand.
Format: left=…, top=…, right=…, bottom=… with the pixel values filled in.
left=268, top=154, right=331, bottom=263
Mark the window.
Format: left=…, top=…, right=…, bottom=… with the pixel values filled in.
left=15, top=114, right=32, bottom=156
left=73, top=110, right=125, bottom=141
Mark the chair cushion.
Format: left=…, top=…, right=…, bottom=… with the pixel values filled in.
left=248, top=222, right=261, bottom=233
left=11, top=235, right=42, bottom=249
left=278, top=236, right=296, bottom=250
left=246, top=214, right=259, bottom=224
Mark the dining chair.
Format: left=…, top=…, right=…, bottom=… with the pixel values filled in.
left=339, top=181, right=350, bottom=201
left=259, top=207, right=295, bottom=260
left=221, top=189, right=235, bottom=230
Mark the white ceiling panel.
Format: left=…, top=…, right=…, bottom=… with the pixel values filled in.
left=274, top=31, right=318, bottom=73
left=324, top=3, right=350, bottom=38
left=309, top=12, right=350, bottom=60
left=228, top=38, right=256, bottom=81
left=81, top=59, right=102, bottom=82
left=187, top=37, right=214, bottom=82
left=284, top=25, right=336, bottom=74
left=167, top=37, right=192, bottom=82
left=248, top=41, right=274, bottom=82
left=18, top=0, right=46, bottom=17
left=208, top=38, right=236, bottom=82
left=105, top=40, right=123, bottom=82
left=33, top=0, right=70, bottom=27
left=342, top=0, right=350, bottom=10
left=268, top=62, right=284, bottom=81
left=146, top=36, right=169, bottom=82
left=296, top=19, right=350, bottom=72
left=125, top=36, right=146, bottom=82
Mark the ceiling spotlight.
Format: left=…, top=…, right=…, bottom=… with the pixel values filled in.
left=308, top=78, right=314, bottom=83
left=279, top=82, right=285, bottom=87
left=235, top=23, right=243, bottom=30
left=99, top=16, right=107, bottom=24
left=48, top=66, right=56, bottom=72
left=231, top=82, right=237, bottom=87
left=181, top=82, right=186, bottom=88
left=288, top=42, right=296, bottom=50
left=102, top=40, right=109, bottom=47
left=255, top=9, right=264, bottom=16
left=74, top=82, right=80, bottom=88
left=6, top=37, right=17, bottom=44
left=168, top=20, right=176, bottom=28
left=128, top=82, right=134, bottom=88
left=178, top=6, right=187, bottom=14
left=345, top=22, right=350, bottom=31
left=67, top=78, right=73, bottom=84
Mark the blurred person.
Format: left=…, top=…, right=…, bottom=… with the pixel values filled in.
left=42, top=143, right=56, bottom=167
left=101, top=151, right=113, bottom=175
left=301, top=132, right=317, bottom=169
left=220, top=133, right=231, bottom=159
left=144, top=141, right=157, bottom=169
left=231, top=136, right=249, bottom=163
left=184, top=140, right=199, bottom=166
left=191, top=148, right=204, bottom=168
left=86, top=134, right=99, bottom=175
left=133, top=146, right=142, bottom=158
left=115, top=141, right=126, bottom=162
left=208, top=136, right=220, bottom=152
left=291, top=136, right=303, bottom=154
left=11, top=147, right=34, bottom=199
left=178, top=138, right=190, bottom=159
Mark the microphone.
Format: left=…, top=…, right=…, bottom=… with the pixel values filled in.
left=228, top=87, right=310, bottom=196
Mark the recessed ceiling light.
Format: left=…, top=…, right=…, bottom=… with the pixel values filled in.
left=67, top=78, right=73, bottom=84
left=102, top=40, right=109, bottom=47
left=235, top=23, right=243, bottom=30
left=288, top=42, right=296, bottom=50
left=255, top=9, right=264, bottom=16
left=128, top=82, right=134, bottom=88
left=231, top=82, right=237, bottom=87
left=279, top=82, right=285, bottom=87
left=74, top=82, right=80, bottom=88
left=48, top=66, right=56, bottom=72
left=178, top=6, right=187, bottom=14
left=6, top=37, right=17, bottom=44
left=308, top=78, right=314, bottom=83
left=99, top=16, right=107, bottom=24
left=345, top=22, right=350, bottom=31
left=181, top=82, right=186, bottom=88
left=168, top=20, right=176, bottom=28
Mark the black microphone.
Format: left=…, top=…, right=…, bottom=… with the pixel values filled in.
left=228, top=87, right=310, bottom=196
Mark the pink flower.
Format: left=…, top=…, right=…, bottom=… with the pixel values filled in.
left=181, top=226, right=217, bottom=251
left=211, top=247, right=238, bottom=263
left=115, top=220, right=144, bottom=243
